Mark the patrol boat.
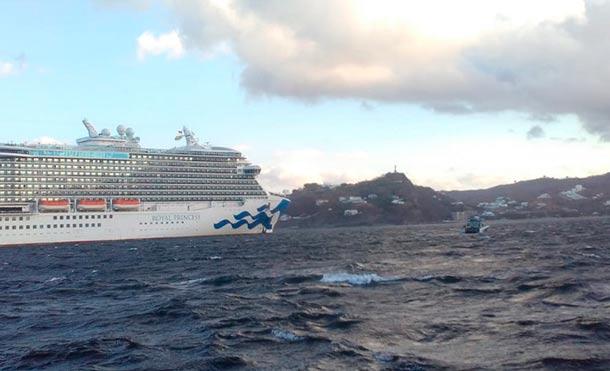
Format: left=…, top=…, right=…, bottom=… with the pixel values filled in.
left=464, top=216, right=488, bottom=234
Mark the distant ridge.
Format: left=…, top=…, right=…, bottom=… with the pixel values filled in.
left=284, top=171, right=610, bottom=227
left=284, top=172, right=457, bottom=227
left=446, top=172, right=610, bottom=218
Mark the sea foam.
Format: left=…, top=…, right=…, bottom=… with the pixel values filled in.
left=320, top=272, right=391, bottom=285
left=272, top=328, right=304, bottom=342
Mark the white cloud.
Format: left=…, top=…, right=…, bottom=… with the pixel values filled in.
left=162, top=0, right=610, bottom=140
left=137, top=30, right=185, bottom=60
left=0, top=62, right=15, bottom=77
left=0, top=55, right=26, bottom=77
left=253, top=133, right=610, bottom=192
left=257, top=149, right=381, bottom=192
left=95, top=0, right=151, bottom=10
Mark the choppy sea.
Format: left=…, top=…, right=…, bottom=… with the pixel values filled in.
left=1, top=218, right=610, bottom=370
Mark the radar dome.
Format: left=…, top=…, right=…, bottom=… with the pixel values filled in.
left=126, top=128, right=135, bottom=139
left=100, top=129, right=111, bottom=137
left=116, top=125, right=126, bottom=136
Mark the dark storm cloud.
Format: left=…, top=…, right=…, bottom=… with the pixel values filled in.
left=163, top=0, right=610, bottom=139
left=526, top=125, right=545, bottom=140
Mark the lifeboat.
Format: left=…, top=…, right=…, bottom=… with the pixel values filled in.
left=39, top=199, right=70, bottom=212
left=76, top=199, right=107, bottom=212
left=112, top=198, right=140, bottom=211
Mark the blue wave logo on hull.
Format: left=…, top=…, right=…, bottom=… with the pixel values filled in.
left=214, top=199, right=290, bottom=230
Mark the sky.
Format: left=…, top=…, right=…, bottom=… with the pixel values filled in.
left=1, top=0, right=610, bottom=192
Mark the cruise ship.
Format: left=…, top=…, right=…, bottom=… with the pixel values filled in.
left=0, top=120, right=290, bottom=247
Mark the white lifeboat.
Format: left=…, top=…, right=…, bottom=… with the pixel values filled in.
left=112, top=198, right=140, bottom=211
left=39, top=199, right=70, bottom=212
left=77, top=199, right=106, bottom=212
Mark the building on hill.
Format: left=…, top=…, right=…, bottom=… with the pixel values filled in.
left=391, top=195, right=405, bottom=205
left=340, top=196, right=367, bottom=204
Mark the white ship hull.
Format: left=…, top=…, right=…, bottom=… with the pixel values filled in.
left=0, top=196, right=289, bottom=247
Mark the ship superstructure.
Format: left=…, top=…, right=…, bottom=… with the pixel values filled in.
left=0, top=120, right=289, bottom=247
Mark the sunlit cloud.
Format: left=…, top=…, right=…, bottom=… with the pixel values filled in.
left=0, top=54, right=26, bottom=77
left=258, top=149, right=380, bottom=192
left=0, top=62, right=16, bottom=77
left=255, top=134, right=610, bottom=192
left=137, top=30, right=185, bottom=60
left=160, top=0, right=610, bottom=140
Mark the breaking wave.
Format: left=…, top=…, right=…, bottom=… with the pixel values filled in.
left=320, top=272, right=395, bottom=285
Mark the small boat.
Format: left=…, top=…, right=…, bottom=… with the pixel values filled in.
left=77, top=199, right=106, bottom=212
left=112, top=198, right=140, bottom=211
left=39, top=199, right=70, bottom=212
left=464, top=216, right=488, bottom=234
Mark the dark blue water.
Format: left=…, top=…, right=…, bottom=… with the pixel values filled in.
left=2, top=218, right=610, bottom=370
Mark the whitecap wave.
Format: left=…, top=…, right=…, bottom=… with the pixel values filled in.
left=320, top=272, right=392, bottom=285
left=46, top=276, right=66, bottom=283
left=168, top=277, right=207, bottom=289
left=374, top=352, right=398, bottom=363
left=271, top=328, right=303, bottom=342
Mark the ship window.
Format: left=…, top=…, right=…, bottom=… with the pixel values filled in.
left=60, top=224, right=63, bottom=228
left=103, top=215, right=107, bottom=219
left=47, top=225, right=51, bottom=228
left=59, top=216, right=63, bottom=220
left=33, top=225, right=37, bottom=229
left=12, top=226, right=16, bottom=230
left=73, top=224, right=76, bottom=228
left=79, top=224, right=83, bottom=227
left=79, top=216, right=83, bottom=219
left=53, top=216, right=57, bottom=220
left=97, top=223, right=101, bottom=227
left=85, top=223, right=89, bottom=227
left=53, top=225, right=57, bottom=228
left=19, top=225, right=23, bottom=229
